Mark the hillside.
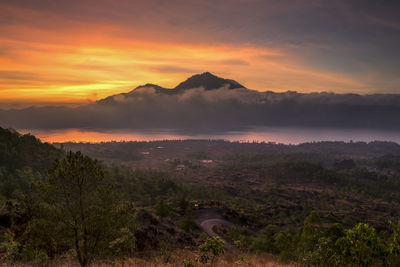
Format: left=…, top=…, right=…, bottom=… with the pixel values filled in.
left=0, top=127, right=63, bottom=199
left=60, top=140, right=400, bottom=230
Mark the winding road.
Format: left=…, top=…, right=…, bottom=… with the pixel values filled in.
left=199, top=218, right=235, bottom=237
left=195, top=208, right=242, bottom=249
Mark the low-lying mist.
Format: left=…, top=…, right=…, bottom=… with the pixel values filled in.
left=1, top=84, right=400, bottom=134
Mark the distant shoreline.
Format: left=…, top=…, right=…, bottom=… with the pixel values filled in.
left=17, top=126, right=400, bottom=145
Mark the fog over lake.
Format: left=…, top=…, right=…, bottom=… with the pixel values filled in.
left=18, top=127, right=400, bottom=144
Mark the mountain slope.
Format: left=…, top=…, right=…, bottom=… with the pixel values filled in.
left=97, top=72, right=244, bottom=104
left=174, top=72, right=245, bottom=91
left=0, top=127, right=63, bottom=198
left=0, top=127, right=63, bottom=172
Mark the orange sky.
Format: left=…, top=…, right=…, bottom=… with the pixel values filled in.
left=1, top=0, right=398, bottom=107
left=0, top=36, right=365, bottom=107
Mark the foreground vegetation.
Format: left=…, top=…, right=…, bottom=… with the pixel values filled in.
left=1, top=127, right=400, bottom=266
left=8, top=250, right=289, bottom=267
left=217, top=211, right=400, bottom=266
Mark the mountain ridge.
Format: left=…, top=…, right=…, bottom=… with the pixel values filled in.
left=174, top=72, right=245, bottom=92
left=97, top=72, right=245, bottom=104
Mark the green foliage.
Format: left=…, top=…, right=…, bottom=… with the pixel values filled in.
left=225, top=226, right=252, bottom=251
left=0, top=230, right=20, bottom=263
left=107, top=167, right=180, bottom=205
left=182, top=258, right=195, bottom=267
left=108, top=227, right=136, bottom=258
left=0, top=128, right=63, bottom=200
left=301, top=223, right=346, bottom=266
left=387, top=220, right=400, bottom=266
left=337, top=223, right=385, bottom=266
left=178, top=195, right=190, bottom=213
left=0, top=128, right=62, bottom=173
left=299, top=236, right=343, bottom=266
left=324, top=223, right=345, bottom=241
left=272, top=231, right=293, bottom=261
left=198, top=236, right=225, bottom=266
left=20, top=246, right=48, bottom=264
left=155, top=198, right=171, bottom=218
left=158, top=239, right=171, bottom=262
left=250, top=214, right=388, bottom=266
left=27, top=151, right=134, bottom=266
left=296, top=211, right=323, bottom=257
left=179, top=207, right=196, bottom=232
left=304, top=211, right=322, bottom=227
left=2, top=132, right=400, bottom=266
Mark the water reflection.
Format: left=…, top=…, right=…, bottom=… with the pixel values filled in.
left=18, top=127, right=400, bottom=144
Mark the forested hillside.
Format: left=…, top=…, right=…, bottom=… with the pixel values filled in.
left=0, top=127, right=63, bottom=199
left=0, top=129, right=208, bottom=266
left=1, top=130, right=400, bottom=266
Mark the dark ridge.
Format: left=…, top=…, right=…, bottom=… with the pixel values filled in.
left=97, top=72, right=245, bottom=103
left=174, top=72, right=245, bottom=91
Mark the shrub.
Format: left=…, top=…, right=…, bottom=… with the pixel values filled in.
left=198, top=236, right=225, bottom=266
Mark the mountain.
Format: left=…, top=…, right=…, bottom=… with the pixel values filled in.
left=97, top=72, right=245, bottom=104
left=174, top=72, right=245, bottom=91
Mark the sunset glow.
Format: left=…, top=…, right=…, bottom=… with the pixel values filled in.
left=1, top=2, right=400, bottom=265
left=0, top=36, right=364, bottom=106
left=1, top=1, right=399, bottom=107
left=20, top=127, right=400, bottom=144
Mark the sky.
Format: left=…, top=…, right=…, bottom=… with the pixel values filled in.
left=1, top=0, right=400, bottom=107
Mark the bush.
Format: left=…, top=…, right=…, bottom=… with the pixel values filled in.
left=198, top=237, right=225, bottom=266
left=0, top=230, right=20, bottom=263
left=179, top=207, right=196, bottom=232
left=337, top=223, right=385, bottom=266
left=388, top=220, right=400, bottom=266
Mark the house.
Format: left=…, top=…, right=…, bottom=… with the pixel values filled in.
left=176, top=164, right=185, bottom=171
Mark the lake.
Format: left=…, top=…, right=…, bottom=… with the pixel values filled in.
left=18, top=127, right=400, bottom=144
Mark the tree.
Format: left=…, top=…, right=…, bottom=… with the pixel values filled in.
left=0, top=230, right=20, bottom=263
left=297, top=211, right=322, bottom=256
left=179, top=207, right=196, bottom=232
left=28, top=151, right=134, bottom=266
left=155, top=198, right=171, bottom=218
left=324, top=223, right=345, bottom=242
left=251, top=224, right=278, bottom=253
left=388, top=220, right=400, bottom=266
left=273, top=231, right=293, bottom=261
left=177, top=195, right=189, bottom=213
left=337, top=223, right=384, bottom=266
left=198, top=236, right=225, bottom=266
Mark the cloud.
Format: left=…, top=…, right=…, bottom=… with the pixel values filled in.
left=1, top=85, right=400, bottom=134
left=0, top=70, right=38, bottom=81
left=149, top=65, right=201, bottom=74
left=215, top=59, right=249, bottom=66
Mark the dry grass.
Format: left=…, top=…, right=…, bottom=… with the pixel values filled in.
left=9, top=250, right=291, bottom=267
left=92, top=250, right=291, bottom=267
